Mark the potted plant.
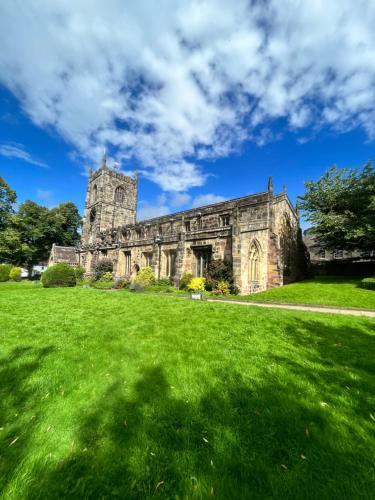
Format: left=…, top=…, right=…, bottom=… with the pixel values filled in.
left=187, top=277, right=205, bottom=300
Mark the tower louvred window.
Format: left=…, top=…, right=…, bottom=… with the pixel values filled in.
left=115, top=186, right=125, bottom=203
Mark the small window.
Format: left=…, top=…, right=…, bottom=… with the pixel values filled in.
left=143, top=252, right=153, bottom=267
left=124, top=252, right=131, bottom=275
left=220, top=214, right=230, bottom=227
left=164, top=250, right=177, bottom=278
left=135, top=228, right=142, bottom=239
left=194, top=247, right=211, bottom=277
left=197, top=216, right=202, bottom=230
left=317, top=249, right=326, bottom=259
left=333, top=249, right=343, bottom=259
left=184, top=220, right=191, bottom=232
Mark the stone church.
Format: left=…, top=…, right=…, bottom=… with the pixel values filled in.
left=66, top=155, right=304, bottom=294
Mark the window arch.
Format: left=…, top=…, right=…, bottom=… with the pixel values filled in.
left=92, top=184, right=98, bottom=204
left=249, top=241, right=261, bottom=282
left=114, top=186, right=125, bottom=204
left=280, top=213, right=292, bottom=275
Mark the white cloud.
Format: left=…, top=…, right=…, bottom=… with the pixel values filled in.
left=170, top=192, right=191, bottom=208
left=0, top=143, right=48, bottom=168
left=192, top=194, right=226, bottom=208
left=0, top=0, right=375, bottom=190
left=37, top=189, right=53, bottom=205
left=137, top=197, right=170, bottom=221
left=138, top=190, right=225, bottom=220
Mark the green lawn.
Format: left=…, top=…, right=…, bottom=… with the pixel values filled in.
left=0, top=284, right=374, bottom=499
left=224, top=276, right=375, bottom=309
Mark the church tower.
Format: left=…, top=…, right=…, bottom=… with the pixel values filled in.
left=81, top=154, right=137, bottom=245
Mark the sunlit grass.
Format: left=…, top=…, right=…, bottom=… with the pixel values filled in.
left=0, top=284, right=374, bottom=499
left=224, top=276, right=375, bottom=309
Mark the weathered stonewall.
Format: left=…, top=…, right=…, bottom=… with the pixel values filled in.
left=68, top=154, right=306, bottom=294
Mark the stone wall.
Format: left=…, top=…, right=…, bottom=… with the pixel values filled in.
left=77, top=166, right=304, bottom=294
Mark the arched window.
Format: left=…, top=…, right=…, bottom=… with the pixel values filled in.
left=249, top=241, right=261, bottom=282
left=92, top=184, right=98, bottom=203
left=90, top=207, right=96, bottom=223
left=280, top=213, right=292, bottom=275
left=115, top=186, right=125, bottom=204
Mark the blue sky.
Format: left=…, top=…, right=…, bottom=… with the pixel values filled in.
left=0, top=1, right=374, bottom=227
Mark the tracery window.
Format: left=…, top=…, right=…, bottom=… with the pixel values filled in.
left=249, top=241, right=261, bottom=282
left=143, top=252, right=153, bottom=267
left=194, top=247, right=211, bottom=277
left=114, top=186, right=125, bottom=204
left=92, top=184, right=98, bottom=204
left=280, top=213, right=292, bottom=275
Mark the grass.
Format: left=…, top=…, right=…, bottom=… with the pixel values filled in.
left=0, top=283, right=374, bottom=499
left=222, top=276, right=375, bottom=310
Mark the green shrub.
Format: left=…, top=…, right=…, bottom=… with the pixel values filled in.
left=179, top=272, right=193, bottom=290
left=113, top=278, right=129, bottom=289
left=74, top=265, right=85, bottom=280
left=100, top=271, right=113, bottom=282
left=9, top=266, right=22, bottom=281
left=134, top=266, right=155, bottom=287
left=94, top=259, right=113, bottom=280
left=129, top=280, right=146, bottom=292
left=204, top=276, right=216, bottom=291
left=156, top=278, right=172, bottom=287
left=359, top=277, right=375, bottom=290
left=0, top=264, right=12, bottom=282
left=187, top=277, right=205, bottom=292
left=148, top=279, right=174, bottom=293
left=213, top=280, right=230, bottom=295
left=92, top=280, right=114, bottom=289
left=41, top=263, right=76, bottom=288
left=205, top=259, right=233, bottom=291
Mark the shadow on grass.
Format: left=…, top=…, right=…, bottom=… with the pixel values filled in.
left=0, top=345, right=55, bottom=492
left=21, top=317, right=375, bottom=500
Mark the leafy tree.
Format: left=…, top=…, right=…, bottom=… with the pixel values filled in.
left=15, top=201, right=52, bottom=274
left=298, top=163, right=375, bottom=252
left=0, top=199, right=82, bottom=276
left=0, top=226, right=28, bottom=264
left=0, top=176, right=16, bottom=231
left=49, top=202, right=81, bottom=246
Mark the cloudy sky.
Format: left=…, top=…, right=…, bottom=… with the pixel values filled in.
left=0, top=0, right=374, bottom=221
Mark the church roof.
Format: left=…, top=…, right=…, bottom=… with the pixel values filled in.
left=50, top=244, right=77, bottom=265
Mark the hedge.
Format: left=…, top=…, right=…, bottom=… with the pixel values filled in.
left=9, top=267, right=22, bottom=281
left=0, top=264, right=12, bottom=282
left=41, top=263, right=76, bottom=288
left=359, top=277, right=375, bottom=290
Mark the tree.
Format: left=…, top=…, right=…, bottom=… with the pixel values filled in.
left=0, top=176, right=16, bottom=231
left=49, top=202, right=81, bottom=246
left=15, top=201, right=52, bottom=274
left=0, top=199, right=82, bottom=276
left=0, top=225, right=28, bottom=265
left=298, top=163, right=375, bottom=252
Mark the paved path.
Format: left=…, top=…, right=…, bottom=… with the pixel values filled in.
left=207, top=299, right=375, bottom=318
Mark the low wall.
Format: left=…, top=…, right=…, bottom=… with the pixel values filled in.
left=311, top=259, right=375, bottom=277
